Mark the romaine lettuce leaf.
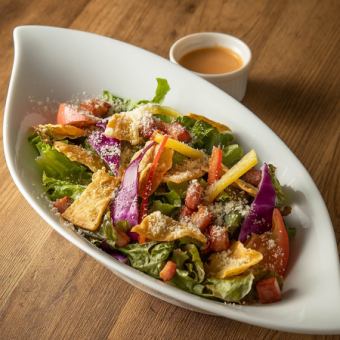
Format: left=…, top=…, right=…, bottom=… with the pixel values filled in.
left=268, top=164, right=289, bottom=209
left=150, top=78, right=171, bottom=104
left=119, top=242, right=174, bottom=278
left=171, top=269, right=205, bottom=295
left=205, top=273, right=254, bottom=302
left=31, top=136, right=91, bottom=184
left=222, top=144, right=244, bottom=167
left=42, top=172, right=86, bottom=200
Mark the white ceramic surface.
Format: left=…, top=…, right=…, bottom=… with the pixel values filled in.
left=3, top=26, right=340, bottom=334
left=169, top=32, right=251, bottom=101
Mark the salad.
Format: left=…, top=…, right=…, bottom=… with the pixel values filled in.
left=29, top=78, right=294, bottom=304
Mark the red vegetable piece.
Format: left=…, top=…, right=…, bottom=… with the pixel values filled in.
left=53, top=196, right=72, bottom=214
left=79, top=99, right=111, bottom=117
left=208, top=146, right=223, bottom=185
left=191, top=205, right=213, bottom=231
left=139, top=135, right=169, bottom=221
left=185, top=180, right=203, bottom=210
left=57, top=103, right=97, bottom=127
left=160, top=261, right=177, bottom=281
left=209, top=225, right=229, bottom=252
left=256, top=277, right=281, bottom=304
left=180, top=206, right=194, bottom=218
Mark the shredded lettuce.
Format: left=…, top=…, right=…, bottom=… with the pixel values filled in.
left=119, top=242, right=174, bottom=278
left=205, top=273, right=254, bottom=302
left=42, top=173, right=86, bottom=200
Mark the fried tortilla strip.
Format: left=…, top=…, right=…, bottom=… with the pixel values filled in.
left=206, top=241, right=263, bottom=279
left=131, top=211, right=206, bottom=244
left=54, top=141, right=104, bottom=172
left=62, top=169, right=119, bottom=231
left=105, top=106, right=154, bottom=145
left=163, top=156, right=208, bottom=183
left=35, top=124, right=86, bottom=142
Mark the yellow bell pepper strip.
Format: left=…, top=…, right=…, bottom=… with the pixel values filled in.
left=139, top=135, right=169, bottom=223
left=187, top=113, right=231, bottom=132
left=152, top=132, right=205, bottom=159
left=147, top=104, right=182, bottom=118
left=206, top=149, right=258, bottom=203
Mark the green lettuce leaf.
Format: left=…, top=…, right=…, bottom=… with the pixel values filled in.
left=102, top=90, right=135, bottom=112
left=150, top=78, right=171, bottom=104
left=268, top=164, right=289, bottom=209
left=205, top=273, right=254, bottom=302
left=42, top=172, right=86, bottom=200
left=171, top=269, right=205, bottom=295
left=31, top=136, right=91, bottom=184
left=119, top=242, right=174, bottom=278
left=151, top=188, right=182, bottom=216
left=222, top=144, right=244, bottom=167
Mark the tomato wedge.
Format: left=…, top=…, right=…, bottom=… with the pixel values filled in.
left=256, top=277, right=281, bottom=304
left=246, top=208, right=289, bottom=277
left=207, top=146, right=223, bottom=185
left=139, top=135, right=169, bottom=221
left=57, top=103, right=97, bottom=127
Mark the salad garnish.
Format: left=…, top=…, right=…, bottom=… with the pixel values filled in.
left=29, top=78, right=294, bottom=305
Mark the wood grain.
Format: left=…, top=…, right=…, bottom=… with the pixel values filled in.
left=0, top=0, right=339, bottom=338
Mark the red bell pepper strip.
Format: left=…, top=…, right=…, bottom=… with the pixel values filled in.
left=207, top=146, right=223, bottom=185
left=139, top=135, right=169, bottom=224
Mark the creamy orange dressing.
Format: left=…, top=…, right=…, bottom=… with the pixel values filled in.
left=179, top=46, right=243, bottom=74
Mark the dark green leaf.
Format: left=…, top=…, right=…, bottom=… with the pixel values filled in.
left=222, top=144, right=244, bottom=167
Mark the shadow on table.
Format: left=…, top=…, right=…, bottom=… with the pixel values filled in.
left=244, top=77, right=335, bottom=124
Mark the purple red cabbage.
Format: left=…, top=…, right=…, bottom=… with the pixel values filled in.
left=88, top=124, right=121, bottom=175
left=238, top=163, right=276, bottom=242
left=111, top=142, right=155, bottom=227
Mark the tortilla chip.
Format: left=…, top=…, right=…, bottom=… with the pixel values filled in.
left=131, top=211, right=206, bottom=244
left=163, top=156, right=208, bottom=183
left=62, top=169, right=119, bottom=231
left=54, top=141, right=104, bottom=172
left=206, top=241, right=263, bottom=279
left=35, top=124, right=86, bottom=142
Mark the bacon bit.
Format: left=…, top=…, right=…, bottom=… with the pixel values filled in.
left=79, top=99, right=111, bottom=117
left=154, top=121, right=191, bottom=142
left=191, top=205, right=213, bottom=231
left=209, top=225, right=230, bottom=252
left=256, top=277, right=281, bottom=304
left=180, top=206, right=194, bottom=218
left=242, top=168, right=262, bottom=187
left=160, top=261, right=177, bottom=281
left=53, top=196, right=72, bottom=213
left=185, top=180, right=203, bottom=210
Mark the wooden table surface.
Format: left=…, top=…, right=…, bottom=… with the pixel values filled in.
left=0, top=0, right=339, bottom=339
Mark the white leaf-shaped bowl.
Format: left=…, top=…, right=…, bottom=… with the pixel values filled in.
left=3, top=26, right=340, bottom=334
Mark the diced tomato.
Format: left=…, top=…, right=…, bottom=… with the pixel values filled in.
left=155, top=121, right=191, bottom=142
left=209, top=225, right=229, bottom=252
left=246, top=208, right=289, bottom=277
left=165, top=122, right=191, bottom=142
left=256, top=277, right=281, bottom=304
left=242, top=168, right=262, bottom=187
left=53, top=196, right=72, bottom=213
left=208, top=146, right=223, bottom=185
left=57, top=103, right=97, bottom=127
left=115, top=229, right=130, bottom=247
left=79, top=99, right=111, bottom=117
left=185, top=180, right=203, bottom=210
left=191, top=205, right=213, bottom=231
left=180, top=206, right=194, bottom=218
left=139, top=135, right=169, bottom=221
left=160, top=261, right=177, bottom=281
